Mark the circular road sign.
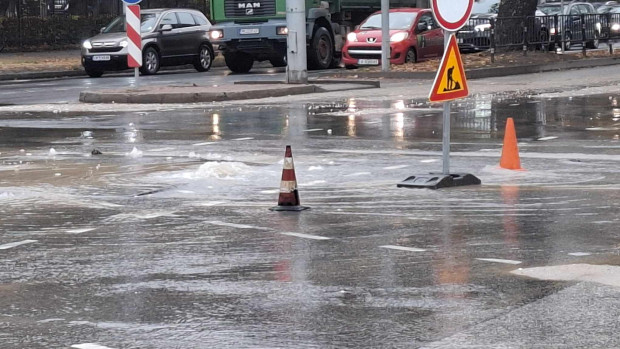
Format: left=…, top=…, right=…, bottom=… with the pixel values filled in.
left=431, top=0, right=474, bottom=32
left=122, top=0, right=142, bottom=4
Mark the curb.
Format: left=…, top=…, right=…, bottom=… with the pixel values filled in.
left=79, top=84, right=321, bottom=103
left=0, top=56, right=227, bottom=82
left=3, top=56, right=619, bottom=82
left=319, top=56, right=620, bottom=80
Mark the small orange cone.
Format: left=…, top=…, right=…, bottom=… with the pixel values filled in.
left=270, top=146, right=309, bottom=211
left=499, top=118, right=523, bottom=170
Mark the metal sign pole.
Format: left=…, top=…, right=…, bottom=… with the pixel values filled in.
left=381, top=0, right=390, bottom=72
left=442, top=30, right=451, bottom=175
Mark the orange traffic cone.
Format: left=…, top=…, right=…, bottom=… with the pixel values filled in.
left=270, top=145, right=309, bottom=211
left=499, top=118, right=523, bottom=170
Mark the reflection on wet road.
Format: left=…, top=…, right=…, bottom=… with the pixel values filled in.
left=0, top=92, right=619, bottom=348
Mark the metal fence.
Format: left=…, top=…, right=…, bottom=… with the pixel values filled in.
left=457, top=13, right=620, bottom=61
left=2, top=0, right=208, bottom=18
left=0, top=0, right=209, bottom=50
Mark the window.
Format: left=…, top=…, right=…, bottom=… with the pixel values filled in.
left=418, top=13, right=433, bottom=31
left=177, top=12, right=196, bottom=27
left=160, top=12, right=178, bottom=28
left=193, top=14, right=209, bottom=26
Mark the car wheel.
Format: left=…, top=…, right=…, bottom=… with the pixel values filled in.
left=225, top=52, right=254, bottom=73
left=563, top=32, right=572, bottom=51
left=405, top=48, right=417, bottom=63
left=269, top=54, right=287, bottom=67
left=586, top=32, right=599, bottom=49
left=194, top=44, right=213, bottom=72
left=85, top=68, right=103, bottom=78
left=538, top=30, right=549, bottom=51
left=140, top=47, right=160, bottom=75
left=308, top=26, right=334, bottom=70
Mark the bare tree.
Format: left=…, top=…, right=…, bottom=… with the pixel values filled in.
left=497, top=0, right=538, bottom=17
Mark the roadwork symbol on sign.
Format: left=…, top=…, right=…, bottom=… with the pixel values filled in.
left=429, top=34, right=469, bottom=102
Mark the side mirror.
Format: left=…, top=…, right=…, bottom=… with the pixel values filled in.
left=99, top=27, right=105, bottom=33
left=354, top=25, right=359, bottom=30
left=160, top=24, right=173, bottom=32
left=417, top=22, right=427, bottom=32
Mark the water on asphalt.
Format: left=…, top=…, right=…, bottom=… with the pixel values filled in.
left=0, top=92, right=619, bottom=348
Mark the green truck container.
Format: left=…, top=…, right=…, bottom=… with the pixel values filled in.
left=208, top=0, right=428, bottom=72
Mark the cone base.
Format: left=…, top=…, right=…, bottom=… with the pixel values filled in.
left=397, top=173, right=481, bottom=190
left=269, top=205, right=310, bottom=212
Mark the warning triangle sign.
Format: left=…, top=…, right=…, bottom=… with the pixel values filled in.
left=429, top=34, right=469, bottom=102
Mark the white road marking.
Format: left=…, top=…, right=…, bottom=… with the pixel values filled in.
left=380, top=245, right=426, bottom=252
left=207, top=221, right=269, bottom=230
left=192, top=142, right=217, bottom=146
left=71, top=344, right=117, bottom=349
left=280, top=232, right=331, bottom=240
left=232, top=137, right=254, bottom=141
left=568, top=252, right=591, bottom=256
left=537, top=136, right=558, bottom=141
left=344, top=172, right=371, bottom=177
left=150, top=147, right=176, bottom=152
left=0, top=240, right=38, bottom=250
left=476, top=258, right=522, bottom=265
left=512, top=264, right=620, bottom=287
left=383, top=165, right=409, bottom=170
left=303, top=128, right=324, bottom=132
left=37, top=318, right=65, bottom=323
left=67, top=228, right=96, bottom=234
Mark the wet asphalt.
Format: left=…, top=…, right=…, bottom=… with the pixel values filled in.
left=0, top=77, right=619, bottom=348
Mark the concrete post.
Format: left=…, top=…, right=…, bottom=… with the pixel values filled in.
left=381, top=0, right=390, bottom=72
left=286, top=0, right=308, bottom=84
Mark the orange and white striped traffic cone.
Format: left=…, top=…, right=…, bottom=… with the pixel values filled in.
left=270, top=145, right=309, bottom=211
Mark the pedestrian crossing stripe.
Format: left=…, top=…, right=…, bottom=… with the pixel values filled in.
left=429, top=34, right=469, bottom=102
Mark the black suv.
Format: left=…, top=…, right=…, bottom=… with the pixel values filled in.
left=81, top=8, right=214, bottom=77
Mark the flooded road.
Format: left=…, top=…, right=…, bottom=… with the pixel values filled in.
left=0, top=91, right=619, bottom=348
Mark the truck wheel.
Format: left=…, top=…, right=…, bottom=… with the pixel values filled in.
left=194, top=44, right=213, bottom=72
left=225, top=52, right=254, bottom=73
left=308, top=26, right=334, bottom=70
left=269, top=54, right=287, bottom=67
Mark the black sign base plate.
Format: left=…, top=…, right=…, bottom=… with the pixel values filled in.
left=397, top=173, right=481, bottom=189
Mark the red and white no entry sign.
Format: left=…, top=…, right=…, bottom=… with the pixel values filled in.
left=126, top=5, right=142, bottom=68
left=431, top=0, right=474, bottom=32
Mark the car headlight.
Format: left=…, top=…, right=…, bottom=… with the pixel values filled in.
left=82, top=40, right=92, bottom=49
left=390, top=32, right=408, bottom=42
left=277, top=26, right=288, bottom=35
left=612, top=23, right=620, bottom=31
left=474, top=24, right=491, bottom=32
left=210, top=30, right=224, bottom=40
left=119, top=40, right=128, bottom=48
left=347, top=32, right=358, bottom=42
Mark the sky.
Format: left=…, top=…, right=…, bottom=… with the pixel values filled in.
left=472, top=0, right=500, bottom=13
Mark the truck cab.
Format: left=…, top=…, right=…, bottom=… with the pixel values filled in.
left=209, top=0, right=426, bottom=73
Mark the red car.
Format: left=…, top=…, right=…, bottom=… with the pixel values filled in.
left=342, top=8, right=444, bottom=68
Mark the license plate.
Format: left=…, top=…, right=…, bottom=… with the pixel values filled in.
left=240, top=28, right=259, bottom=35
left=92, top=55, right=111, bottom=61
left=358, top=59, right=379, bottom=65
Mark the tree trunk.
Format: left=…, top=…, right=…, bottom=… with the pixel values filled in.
left=498, top=0, right=538, bottom=17
left=496, top=0, right=539, bottom=51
